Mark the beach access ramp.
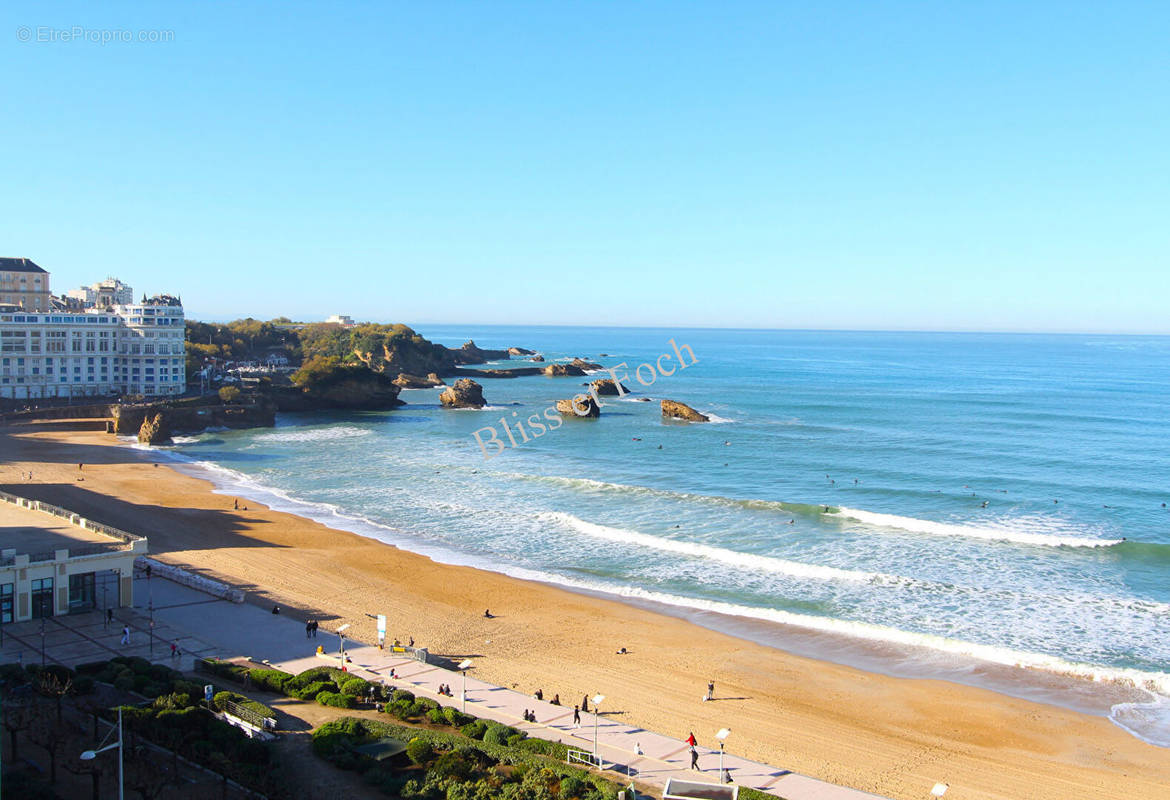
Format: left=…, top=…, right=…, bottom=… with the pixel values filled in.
left=664, top=778, right=739, bottom=799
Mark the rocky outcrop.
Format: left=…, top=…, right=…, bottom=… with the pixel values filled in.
left=590, top=378, right=629, bottom=396
left=452, top=341, right=512, bottom=365
left=439, top=378, right=487, bottom=409
left=634, top=397, right=653, bottom=402
left=530, top=355, right=545, bottom=362
left=454, top=367, right=544, bottom=379
left=508, top=346, right=536, bottom=356
left=281, top=363, right=404, bottom=410
left=394, top=372, right=446, bottom=389
left=661, top=399, right=709, bottom=422
left=137, top=413, right=172, bottom=445
left=113, top=399, right=277, bottom=438
left=544, top=364, right=587, bottom=377
left=556, top=395, right=601, bottom=418
left=570, top=358, right=602, bottom=371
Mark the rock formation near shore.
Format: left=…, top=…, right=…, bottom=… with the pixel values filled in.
left=138, top=412, right=172, bottom=445
left=590, top=378, right=629, bottom=396
left=571, top=358, right=603, bottom=371
left=556, top=395, right=601, bottom=418
left=394, top=372, right=446, bottom=389
left=439, top=378, right=487, bottom=409
left=661, top=399, right=709, bottom=422
left=544, top=364, right=587, bottom=377
left=453, top=340, right=512, bottom=365
left=530, top=355, right=545, bottom=362
left=508, top=346, right=536, bottom=356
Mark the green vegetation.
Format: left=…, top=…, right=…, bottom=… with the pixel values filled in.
left=312, top=716, right=624, bottom=799
left=212, top=689, right=276, bottom=720
left=218, top=384, right=241, bottom=403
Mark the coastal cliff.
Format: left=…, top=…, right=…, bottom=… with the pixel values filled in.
left=111, top=398, right=277, bottom=436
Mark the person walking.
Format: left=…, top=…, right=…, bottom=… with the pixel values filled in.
left=305, top=620, right=313, bottom=638
left=105, top=608, right=113, bottom=627
left=705, top=679, right=715, bottom=701
left=573, top=705, right=581, bottom=727
left=690, top=747, right=700, bottom=771
left=686, top=731, right=697, bottom=748
left=120, top=625, right=131, bottom=646
left=581, top=694, right=589, bottom=713
left=311, top=619, right=319, bottom=638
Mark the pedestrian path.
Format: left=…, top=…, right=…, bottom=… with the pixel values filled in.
left=4, top=572, right=888, bottom=800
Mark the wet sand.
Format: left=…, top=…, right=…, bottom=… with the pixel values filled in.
left=3, top=421, right=1169, bottom=800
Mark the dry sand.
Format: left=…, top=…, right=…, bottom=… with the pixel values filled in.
left=3, top=420, right=1168, bottom=800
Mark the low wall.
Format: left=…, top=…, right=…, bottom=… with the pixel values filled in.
left=136, top=556, right=245, bottom=603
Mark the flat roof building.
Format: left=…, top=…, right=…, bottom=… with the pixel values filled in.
left=1, top=492, right=147, bottom=624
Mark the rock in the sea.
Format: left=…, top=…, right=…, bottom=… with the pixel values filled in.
left=661, top=398, right=709, bottom=422
left=570, top=357, right=602, bottom=371
left=544, top=364, right=587, bottom=377
left=439, top=378, right=487, bottom=409
left=634, top=397, right=653, bottom=402
left=394, top=372, right=446, bottom=389
left=556, top=395, right=601, bottom=418
left=530, top=355, right=545, bottom=362
left=590, top=378, right=629, bottom=396
left=508, top=346, right=536, bottom=356
left=453, top=340, right=511, bottom=365
left=138, top=412, right=172, bottom=444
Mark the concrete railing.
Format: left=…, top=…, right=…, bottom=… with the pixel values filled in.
left=136, top=556, right=246, bottom=604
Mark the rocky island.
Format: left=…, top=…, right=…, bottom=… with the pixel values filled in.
left=439, top=378, right=487, bottom=409
left=661, top=398, right=709, bottom=422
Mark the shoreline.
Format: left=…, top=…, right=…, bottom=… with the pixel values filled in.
left=148, top=430, right=1165, bottom=733
left=4, top=421, right=1170, bottom=800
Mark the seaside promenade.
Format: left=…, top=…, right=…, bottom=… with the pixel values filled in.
left=1, top=568, right=889, bottom=800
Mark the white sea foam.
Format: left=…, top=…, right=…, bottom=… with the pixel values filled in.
left=1111, top=693, right=1170, bottom=748
left=832, top=507, right=1122, bottom=548
left=704, top=412, right=735, bottom=423
left=541, top=511, right=895, bottom=585
left=253, top=426, right=372, bottom=443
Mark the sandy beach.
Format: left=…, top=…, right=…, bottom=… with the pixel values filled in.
left=3, top=420, right=1168, bottom=800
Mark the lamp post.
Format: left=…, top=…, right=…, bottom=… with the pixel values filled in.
left=458, top=659, right=473, bottom=712
left=716, top=728, right=731, bottom=784
left=336, top=624, right=351, bottom=666
left=591, top=694, right=606, bottom=758
left=40, top=616, right=46, bottom=667
left=80, top=706, right=123, bottom=800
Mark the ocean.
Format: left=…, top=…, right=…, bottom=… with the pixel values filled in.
left=149, top=327, right=1170, bottom=746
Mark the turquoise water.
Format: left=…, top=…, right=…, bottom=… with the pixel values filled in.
left=156, top=328, right=1170, bottom=744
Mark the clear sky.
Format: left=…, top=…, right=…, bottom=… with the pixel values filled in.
left=2, top=2, right=1167, bottom=332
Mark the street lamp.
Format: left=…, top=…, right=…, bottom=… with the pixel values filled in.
left=336, top=624, right=351, bottom=666
left=80, top=706, right=123, bottom=800
left=716, top=728, right=731, bottom=784
left=458, top=659, right=473, bottom=712
left=591, top=694, right=606, bottom=758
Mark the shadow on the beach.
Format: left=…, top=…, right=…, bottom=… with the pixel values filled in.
left=708, top=696, right=752, bottom=701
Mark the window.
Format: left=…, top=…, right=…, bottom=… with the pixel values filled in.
left=1, top=583, right=12, bottom=624
left=31, top=577, right=53, bottom=619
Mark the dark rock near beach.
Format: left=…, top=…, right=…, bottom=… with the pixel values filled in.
left=508, top=346, right=536, bottom=356
left=453, top=340, right=512, bottom=365
left=455, top=367, right=544, bottom=379
left=590, top=378, right=629, bottom=396
left=394, top=372, right=446, bottom=389
left=634, top=397, right=653, bottom=402
left=570, top=358, right=602, bottom=371
left=439, top=378, right=487, bottom=409
left=544, top=364, right=588, bottom=377
left=661, top=398, right=709, bottom=422
left=556, top=395, right=601, bottom=418
left=530, top=355, right=545, bottom=362
left=137, top=412, right=172, bottom=445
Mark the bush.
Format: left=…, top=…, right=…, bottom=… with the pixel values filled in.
left=515, top=738, right=567, bottom=759
left=405, top=737, right=434, bottom=765
left=390, top=689, right=415, bottom=703
left=213, top=691, right=276, bottom=719
left=248, top=668, right=294, bottom=693
left=317, top=691, right=356, bottom=709
left=425, top=708, right=445, bottom=725
left=339, top=677, right=371, bottom=697
left=219, top=385, right=241, bottom=403
left=113, top=674, right=135, bottom=692
left=386, top=699, right=415, bottom=720
left=443, top=707, right=475, bottom=727
left=506, top=733, right=528, bottom=747
left=290, top=680, right=331, bottom=701
left=459, top=720, right=488, bottom=740
left=482, top=723, right=518, bottom=747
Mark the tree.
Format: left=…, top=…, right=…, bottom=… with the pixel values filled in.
left=218, top=386, right=241, bottom=403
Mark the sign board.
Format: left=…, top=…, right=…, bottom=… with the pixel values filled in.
left=377, top=614, right=386, bottom=647
left=204, top=684, right=214, bottom=703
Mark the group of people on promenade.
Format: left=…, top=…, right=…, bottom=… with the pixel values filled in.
left=304, top=618, right=319, bottom=637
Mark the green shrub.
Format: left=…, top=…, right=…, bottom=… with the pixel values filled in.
left=391, top=689, right=415, bottom=703
left=558, top=774, right=588, bottom=798
left=317, top=691, right=356, bottom=708
left=482, top=723, right=518, bottom=746
left=443, top=707, right=474, bottom=727
left=75, top=661, right=109, bottom=676
left=113, top=674, right=135, bottom=692
left=505, top=733, right=528, bottom=747
left=405, top=737, right=433, bottom=765
left=213, top=690, right=276, bottom=719
left=417, top=696, right=440, bottom=712
left=340, top=677, right=373, bottom=697
left=72, top=676, right=96, bottom=695
left=290, top=680, right=331, bottom=701
left=459, top=720, right=488, bottom=740
left=248, top=668, right=294, bottom=693
left=425, top=707, right=445, bottom=725
left=140, top=682, right=169, bottom=698
left=515, top=738, right=568, bottom=759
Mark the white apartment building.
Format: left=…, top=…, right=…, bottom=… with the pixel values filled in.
left=0, top=257, right=51, bottom=312
left=66, top=276, right=135, bottom=308
left=0, top=295, right=187, bottom=400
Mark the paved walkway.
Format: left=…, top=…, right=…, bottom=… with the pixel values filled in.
left=2, top=571, right=888, bottom=800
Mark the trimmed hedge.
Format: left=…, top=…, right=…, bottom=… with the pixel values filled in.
left=213, top=690, right=276, bottom=720
left=248, top=668, right=294, bottom=693
left=317, top=691, right=356, bottom=708
left=340, top=676, right=375, bottom=697
left=289, top=680, right=332, bottom=701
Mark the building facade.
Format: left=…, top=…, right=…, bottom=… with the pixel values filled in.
left=1, top=492, right=146, bottom=624
left=0, top=257, right=51, bottom=312
left=66, top=276, right=135, bottom=308
left=0, top=295, right=187, bottom=399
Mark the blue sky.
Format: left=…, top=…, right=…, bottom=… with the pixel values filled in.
left=1, top=2, right=1167, bottom=332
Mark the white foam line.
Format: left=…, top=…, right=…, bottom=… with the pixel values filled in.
left=833, top=507, right=1122, bottom=548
